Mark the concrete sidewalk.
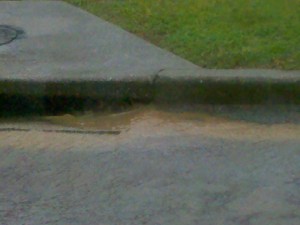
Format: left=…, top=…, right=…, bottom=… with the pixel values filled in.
left=0, top=1, right=299, bottom=105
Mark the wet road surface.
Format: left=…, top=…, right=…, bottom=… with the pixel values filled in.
left=0, top=105, right=300, bottom=225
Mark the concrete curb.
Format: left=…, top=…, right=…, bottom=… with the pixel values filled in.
left=0, top=70, right=300, bottom=111
left=155, top=68, right=300, bottom=104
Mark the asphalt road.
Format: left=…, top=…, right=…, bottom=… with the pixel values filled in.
left=0, top=106, right=300, bottom=225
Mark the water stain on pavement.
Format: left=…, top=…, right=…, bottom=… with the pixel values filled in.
left=0, top=105, right=299, bottom=152
left=42, top=105, right=300, bottom=141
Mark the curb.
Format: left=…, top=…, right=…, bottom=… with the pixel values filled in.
left=155, top=69, right=300, bottom=104
left=0, top=80, right=153, bottom=115
left=0, top=71, right=299, bottom=115
left=155, top=78, right=300, bottom=105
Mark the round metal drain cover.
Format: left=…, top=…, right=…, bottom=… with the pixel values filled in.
left=0, top=25, right=19, bottom=46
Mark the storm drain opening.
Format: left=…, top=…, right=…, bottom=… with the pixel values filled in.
left=0, top=25, right=25, bottom=46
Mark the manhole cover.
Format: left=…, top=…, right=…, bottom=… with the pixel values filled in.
left=0, top=25, right=22, bottom=46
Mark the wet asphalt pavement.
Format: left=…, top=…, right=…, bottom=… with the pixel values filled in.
left=0, top=106, right=300, bottom=225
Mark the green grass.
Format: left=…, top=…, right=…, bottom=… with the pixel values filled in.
left=67, top=0, right=300, bottom=69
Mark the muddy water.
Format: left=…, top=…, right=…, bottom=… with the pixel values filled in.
left=42, top=105, right=300, bottom=141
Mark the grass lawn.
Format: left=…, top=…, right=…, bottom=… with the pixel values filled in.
left=66, top=0, right=300, bottom=70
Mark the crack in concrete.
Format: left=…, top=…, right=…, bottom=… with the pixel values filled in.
left=0, top=127, right=120, bottom=135
left=151, top=68, right=165, bottom=85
